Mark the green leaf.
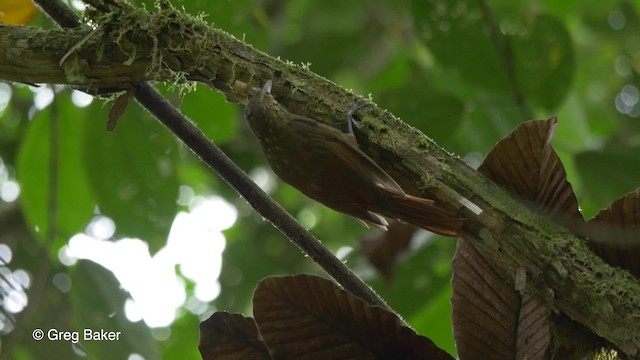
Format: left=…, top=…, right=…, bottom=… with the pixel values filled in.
left=575, top=146, right=640, bottom=216
left=179, top=0, right=270, bottom=50
left=16, top=94, right=95, bottom=251
left=277, top=1, right=372, bottom=77
left=539, top=0, right=583, bottom=19
left=510, top=14, right=574, bottom=110
left=83, top=103, right=179, bottom=253
left=161, top=312, right=202, bottom=360
left=371, top=55, right=465, bottom=149
left=409, top=285, right=456, bottom=357
left=372, top=237, right=455, bottom=321
left=70, top=260, right=160, bottom=359
left=382, top=87, right=464, bottom=149
left=413, top=1, right=574, bottom=111
left=180, top=85, right=238, bottom=144
left=412, top=0, right=510, bottom=94
left=456, top=93, right=524, bottom=155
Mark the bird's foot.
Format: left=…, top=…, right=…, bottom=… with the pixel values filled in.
left=262, top=80, right=273, bottom=94
left=347, top=100, right=372, bottom=136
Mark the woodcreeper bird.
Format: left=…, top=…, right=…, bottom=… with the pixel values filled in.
left=245, top=81, right=463, bottom=236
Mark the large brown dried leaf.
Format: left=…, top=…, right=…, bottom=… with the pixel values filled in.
left=516, top=294, right=551, bottom=359
left=452, top=239, right=551, bottom=359
left=359, top=221, right=417, bottom=280
left=477, top=116, right=583, bottom=226
left=453, top=117, right=582, bottom=359
left=199, top=311, right=271, bottom=360
left=585, top=188, right=640, bottom=278
left=253, top=274, right=453, bottom=360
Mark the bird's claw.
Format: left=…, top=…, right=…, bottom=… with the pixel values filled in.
left=348, top=100, right=371, bottom=136
left=262, top=80, right=273, bottom=94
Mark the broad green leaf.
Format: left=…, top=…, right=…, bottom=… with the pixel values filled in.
left=575, top=146, right=640, bottom=215
left=276, top=1, right=372, bottom=77
left=371, top=55, right=466, bottom=149
left=161, top=311, right=202, bottom=360
left=456, top=93, right=524, bottom=155
left=372, top=235, right=455, bottom=321
left=510, top=14, right=574, bottom=110
left=179, top=0, right=270, bottom=51
left=180, top=85, right=238, bottom=144
left=16, top=93, right=94, bottom=251
left=412, top=0, right=510, bottom=94
left=382, top=88, right=464, bottom=149
left=83, top=103, right=179, bottom=253
left=554, top=94, right=592, bottom=151
left=413, top=0, right=574, bottom=111
left=216, top=224, right=309, bottom=314
left=539, top=0, right=583, bottom=19
left=410, top=285, right=455, bottom=357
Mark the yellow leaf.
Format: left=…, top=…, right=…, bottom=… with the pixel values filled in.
left=0, top=0, right=37, bottom=25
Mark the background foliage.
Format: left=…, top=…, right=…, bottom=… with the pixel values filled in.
left=1, top=0, right=640, bottom=358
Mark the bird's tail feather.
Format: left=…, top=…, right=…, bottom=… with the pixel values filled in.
left=386, top=193, right=464, bottom=236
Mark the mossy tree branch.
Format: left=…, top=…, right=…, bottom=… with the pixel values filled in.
left=1, top=2, right=639, bottom=355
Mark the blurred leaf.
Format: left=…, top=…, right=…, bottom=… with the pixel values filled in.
left=373, top=57, right=466, bottom=149
left=371, top=235, right=455, bottom=322
left=538, top=0, right=583, bottom=19
left=0, top=0, right=37, bottom=25
left=368, top=53, right=411, bottom=90
left=405, top=90, right=465, bottom=149
left=181, top=85, right=238, bottom=144
left=9, top=260, right=77, bottom=359
left=554, top=95, right=593, bottom=151
left=412, top=0, right=510, bottom=93
left=575, top=146, right=640, bottom=212
left=16, top=94, right=95, bottom=251
left=584, top=188, right=640, bottom=278
left=253, top=274, right=454, bottom=360
left=456, top=93, right=524, bottom=155
left=510, top=14, right=575, bottom=110
left=199, top=312, right=270, bottom=360
left=409, top=285, right=456, bottom=357
left=413, top=0, right=574, bottom=111
left=216, top=222, right=314, bottom=314
left=276, top=1, right=372, bottom=77
left=160, top=311, right=202, bottom=360
left=359, top=221, right=416, bottom=280
left=176, top=0, right=270, bottom=51
left=83, top=104, right=179, bottom=253
left=70, top=260, right=159, bottom=359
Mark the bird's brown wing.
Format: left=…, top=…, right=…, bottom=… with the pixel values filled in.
left=290, top=114, right=406, bottom=196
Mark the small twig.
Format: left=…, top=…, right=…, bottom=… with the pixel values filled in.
left=59, top=26, right=102, bottom=66
left=478, top=0, right=532, bottom=120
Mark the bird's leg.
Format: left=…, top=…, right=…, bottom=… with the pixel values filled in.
left=347, top=100, right=371, bottom=136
